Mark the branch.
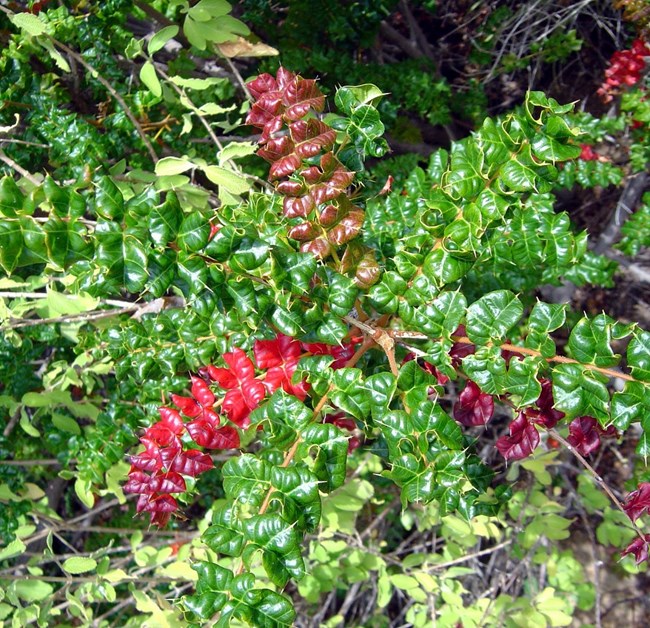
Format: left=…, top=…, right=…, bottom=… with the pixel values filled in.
left=0, top=148, right=41, bottom=185
left=548, top=427, right=646, bottom=543
left=51, top=40, right=158, bottom=163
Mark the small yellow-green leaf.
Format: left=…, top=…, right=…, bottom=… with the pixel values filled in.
left=139, top=61, right=162, bottom=97
left=202, top=165, right=251, bottom=195
left=102, top=568, right=132, bottom=583
left=10, top=13, right=50, bottom=37
left=74, top=477, right=95, bottom=508
left=52, top=413, right=81, bottom=435
left=62, top=557, right=98, bottom=574
left=0, top=538, right=26, bottom=561
left=148, top=25, right=179, bottom=55
left=155, top=157, right=194, bottom=177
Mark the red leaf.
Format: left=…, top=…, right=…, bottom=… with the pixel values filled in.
left=149, top=471, right=186, bottom=494
left=254, top=334, right=302, bottom=369
left=269, top=154, right=302, bottom=181
left=207, top=365, right=238, bottom=389
left=224, top=348, right=257, bottom=383
left=191, top=376, right=215, bottom=406
left=140, top=493, right=178, bottom=514
left=496, top=413, right=540, bottom=461
left=247, top=72, right=278, bottom=99
left=123, top=471, right=151, bottom=494
left=282, top=78, right=325, bottom=120
left=623, top=482, right=650, bottom=522
left=171, top=394, right=201, bottom=418
left=257, top=135, right=294, bottom=163
left=186, top=419, right=240, bottom=449
left=222, top=390, right=250, bottom=428
left=283, top=194, right=315, bottom=218
left=453, top=380, right=494, bottom=427
left=145, top=424, right=178, bottom=447
left=150, top=511, right=172, bottom=527
left=566, top=416, right=601, bottom=456
left=287, top=221, right=319, bottom=240
left=159, top=407, right=185, bottom=434
left=531, top=378, right=565, bottom=428
left=169, top=449, right=214, bottom=477
left=621, top=534, right=650, bottom=565
left=129, top=439, right=163, bottom=472
left=290, top=119, right=336, bottom=158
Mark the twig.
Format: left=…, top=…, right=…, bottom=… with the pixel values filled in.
left=0, top=292, right=134, bottom=309
left=548, top=428, right=646, bottom=543
left=0, top=148, right=41, bottom=185
left=50, top=40, right=158, bottom=163
left=2, top=303, right=141, bottom=330
left=221, top=55, right=252, bottom=101
left=429, top=539, right=513, bottom=571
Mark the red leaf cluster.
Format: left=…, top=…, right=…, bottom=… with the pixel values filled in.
left=622, top=534, right=650, bottom=565
left=566, top=416, right=617, bottom=456
left=453, top=380, right=494, bottom=427
left=524, top=378, right=565, bottom=429
left=246, top=67, right=375, bottom=280
left=125, top=404, right=217, bottom=526
left=623, top=482, right=650, bottom=522
left=597, top=39, right=650, bottom=102
left=496, top=412, right=540, bottom=461
left=125, top=334, right=364, bottom=525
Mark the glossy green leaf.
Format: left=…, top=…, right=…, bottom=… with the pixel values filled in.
left=331, top=368, right=370, bottom=421
left=628, top=329, right=650, bottom=382
left=0, top=220, right=23, bottom=273
left=185, top=562, right=232, bottom=619
left=222, top=454, right=271, bottom=506
left=203, top=505, right=246, bottom=556
left=466, top=290, right=523, bottom=345
left=95, top=177, right=124, bottom=221
left=300, top=424, right=348, bottom=491
left=506, top=356, right=542, bottom=406
left=0, top=176, right=24, bottom=217
left=177, top=212, right=210, bottom=252
left=552, top=363, right=610, bottom=420
left=243, top=514, right=305, bottom=587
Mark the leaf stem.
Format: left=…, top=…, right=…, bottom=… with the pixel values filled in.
left=547, top=427, right=647, bottom=542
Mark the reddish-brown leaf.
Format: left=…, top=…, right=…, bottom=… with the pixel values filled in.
left=496, top=412, right=540, bottom=461
left=566, top=416, right=601, bottom=456
left=623, top=482, right=650, bottom=522
left=622, top=534, right=650, bottom=565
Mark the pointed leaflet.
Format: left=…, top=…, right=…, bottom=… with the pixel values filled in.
left=242, top=513, right=305, bottom=588
left=566, top=416, right=602, bottom=456
left=203, top=505, right=246, bottom=556
left=567, top=314, right=631, bottom=367
left=453, top=380, right=494, bottom=427
left=551, top=363, right=609, bottom=421
left=300, top=424, right=348, bottom=491
left=465, top=290, right=523, bottom=345
left=388, top=453, right=435, bottom=507
left=222, top=454, right=271, bottom=506
left=185, top=562, right=232, bottom=620
left=621, top=535, right=650, bottom=566
left=330, top=368, right=370, bottom=421
left=628, top=329, right=650, bottom=382
left=269, top=466, right=321, bottom=532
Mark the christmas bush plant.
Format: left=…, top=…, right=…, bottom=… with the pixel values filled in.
left=117, top=68, right=650, bottom=624
left=0, top=2, right=649, bottom=625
